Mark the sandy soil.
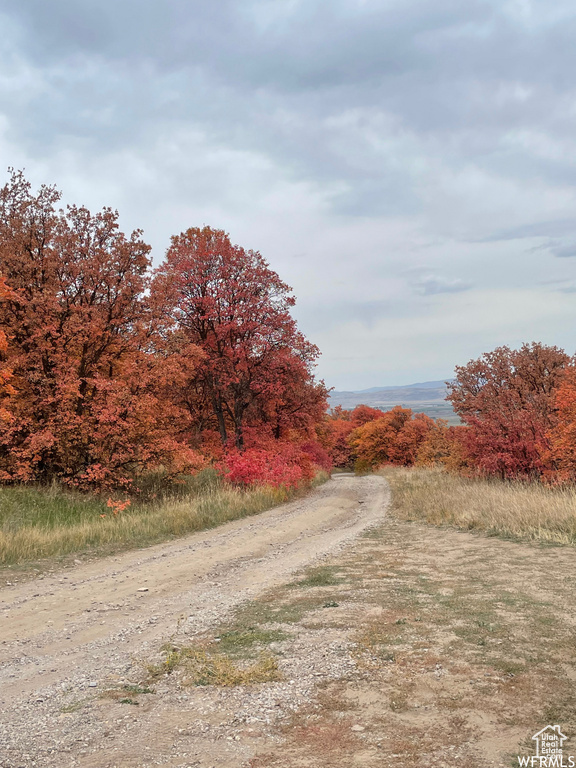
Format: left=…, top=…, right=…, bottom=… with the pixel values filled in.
left=0, top=474, right=389, bottom=768
left=248, top=515, right=576, bottom=768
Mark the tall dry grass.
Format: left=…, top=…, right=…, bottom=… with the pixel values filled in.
left=0, top=472, right=329, bottom=568
left=380, top=466, right=576, bottom=546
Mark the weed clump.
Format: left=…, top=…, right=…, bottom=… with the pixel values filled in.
left=147, top=644, right=282, bottom=687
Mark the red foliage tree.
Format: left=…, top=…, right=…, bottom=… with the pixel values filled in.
left=323, top=417, right=355, bottom=468
left=447, top=343, right=570, bottom=479
left=153, top=226, right=327, bottom=451
left=349, top=404, right=385, bottom=426
left=0, top=275, right=16, bottom=421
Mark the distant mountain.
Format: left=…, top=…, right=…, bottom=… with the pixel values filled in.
left=329, top=379, right=459, bottom=424
left=352, top=380, right=451, bottom=394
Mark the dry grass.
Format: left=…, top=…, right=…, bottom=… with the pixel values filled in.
left=380, top=465, right=576, bottom=545
left=0, top=472, right=329, bottom=568
left=147, top=644, right=281, bottom=687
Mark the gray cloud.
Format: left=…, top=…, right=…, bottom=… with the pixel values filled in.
left=545, top=241, right=576, bottom=259
left=478, top=219, right=576, bottom=243
left=414, top=275, right=473, bottom=296
left=1, top=0, right=576, bottom=387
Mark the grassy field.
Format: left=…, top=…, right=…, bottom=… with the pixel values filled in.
left=0, top=471, right=328, bottom=570
left=381, top=465, right=576, bottom=546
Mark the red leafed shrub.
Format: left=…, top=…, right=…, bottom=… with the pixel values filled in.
left=219, top=448, right=304, bottom=488
left=300, top=441, right=332, bottom=473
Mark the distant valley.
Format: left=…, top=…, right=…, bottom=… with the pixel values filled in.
left=329, top=380, right=460, bottom=424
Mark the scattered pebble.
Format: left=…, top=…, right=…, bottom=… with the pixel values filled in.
left=0, top=475, right=387, bottom=767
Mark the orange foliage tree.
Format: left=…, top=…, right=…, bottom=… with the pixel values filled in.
left=415, top=420, right=470, bottom=472
left=350, top=406, right=434, bottom=470
left=547, top=366, right=576, bottom=482
left=322, top=404, right=386, bottom=468
left=0, top=171, right=199, bottom=489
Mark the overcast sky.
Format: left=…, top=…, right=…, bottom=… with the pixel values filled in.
left=1, top=0, right=576, bottom=390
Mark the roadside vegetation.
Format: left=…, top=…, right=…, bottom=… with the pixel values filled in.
left=0, top=172, right=330, bottom=497
left=0, top=171, right=334, bottom=571
left=381, top=465, right=576, bottom=546
left=0, top=470, right=328, bottom=568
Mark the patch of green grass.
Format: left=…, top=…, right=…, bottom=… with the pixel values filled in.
left=360, top=526, right=386, bottom=540
left=291, top=566, right=346, bottom=588
left=99, top=684, right=156, bottom=702
left=215, top=627, right=288, bottom=658
left=230, top=593, right=330, bottom=628
left=122, top=684, right=154, bottom=695
left=0, top=471, right=330, bottom=568
left=490, top=659, right=526, bottom=677
left=0, top=484, right=110, bottom=531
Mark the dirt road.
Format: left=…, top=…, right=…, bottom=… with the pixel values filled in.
left=0, top=474, right=389, bottom=767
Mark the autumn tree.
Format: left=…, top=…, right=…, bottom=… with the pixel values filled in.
left=323, top=417, right=355, bottom=468
left=415, top=420, right=469, bottom=472
left=0, top=275, right=16, bottom=421
left=349, top=404, right=385, bottom=426
left=153, top=226, right=327, bottom=450
left=0, top=170, right=197, bottom=489
left=546, top=366, right=576, bottom=481
left=322, top=404, right=385, bottom=468
left=349, top=406, right=434, bottom=470
left=447, top=343, right=571, bottom=479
